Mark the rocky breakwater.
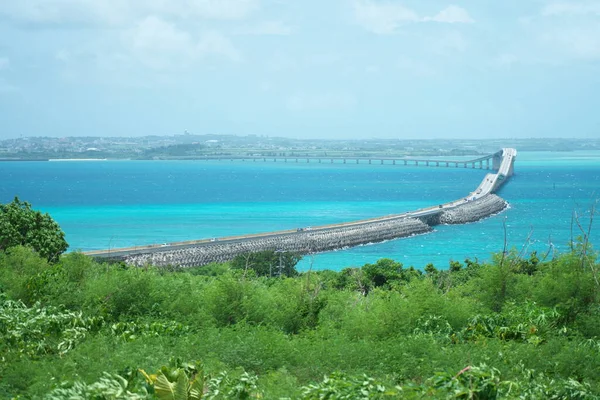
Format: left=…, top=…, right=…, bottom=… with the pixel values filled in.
left=438, top=194, right=508, bottom=225
left=125, top=217, right=432, bottom=268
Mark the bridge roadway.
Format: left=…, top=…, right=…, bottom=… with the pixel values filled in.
left=194, top=153, right=499, bottom=169
left=84, top=148, right=517, bottom=260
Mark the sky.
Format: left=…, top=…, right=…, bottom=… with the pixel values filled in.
left=0, top=0, right=599, bottom=140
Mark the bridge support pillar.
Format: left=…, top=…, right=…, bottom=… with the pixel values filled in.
left=404, top=160, right=407, bottom=166
left=492, top=152, right=503, bottom=171
left=507, top=157, right=515, bottom=177
left=393, top=160, right=396, bottom=165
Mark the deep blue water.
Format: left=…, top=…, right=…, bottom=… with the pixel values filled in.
left=1, top=151, right=599, bottom=271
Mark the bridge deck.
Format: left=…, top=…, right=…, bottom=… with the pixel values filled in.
left=191, top=152, right=502, bottom=167
left=85, top=149, right=516, bottom=259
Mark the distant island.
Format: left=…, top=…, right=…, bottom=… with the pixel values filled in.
left=0, top=135, right=598, bottom=161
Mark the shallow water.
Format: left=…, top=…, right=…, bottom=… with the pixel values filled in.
left=1, top=150, right=599, bottom=271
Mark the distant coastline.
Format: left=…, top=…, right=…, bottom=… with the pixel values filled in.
left=2, top=137, right=598, bottom=163
left=0, top=158, right=109, bottom=162
left=48, top=158, right=108, bottom=162
left=0, top=158, right=49, bottom=162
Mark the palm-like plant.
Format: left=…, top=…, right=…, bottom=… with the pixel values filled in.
left=140, top=361, right=203, bottom=400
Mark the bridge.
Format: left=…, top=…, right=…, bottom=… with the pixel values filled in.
left=195, top=151, right=504, bottom=169
left=84, top=148, right=517, bottom=267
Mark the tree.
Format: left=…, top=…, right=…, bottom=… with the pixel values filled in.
left=0, top=197, right=68, bottom=262
left=230, top=250, right=301, bottom=277
left=449, top=260, right=463, bottom=272
left=361, top=258, right=406, bottom=291
left=424, top=263, right=437, bottom=275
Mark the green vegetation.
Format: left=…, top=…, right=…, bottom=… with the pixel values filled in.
left=1, top=204, right=599, bottom=398
left=1, top=245, right=599, bottom=399
left=141, top=143, right=207, bottom=159
left=0, top=197, right=68, bottom=262
left=231, top=250, right=301, bottom=278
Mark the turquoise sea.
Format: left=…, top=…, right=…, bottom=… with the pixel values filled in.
left=1, top=151, right=599, bottom=271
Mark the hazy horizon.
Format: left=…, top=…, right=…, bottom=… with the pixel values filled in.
left=1, top=1, right=599, bottom=140
left=3, top=133, right=600, bottom=143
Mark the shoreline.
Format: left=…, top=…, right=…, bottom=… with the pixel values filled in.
left=48, top=158, right=108, bottom=161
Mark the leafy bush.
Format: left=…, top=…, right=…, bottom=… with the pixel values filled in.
left=1, top=243, right=600, bottom=398
left=301, top=372, right=395, bottom=399
left=46, top=372, right=149, bottom=400
left=0, top=296, right=103, bottom=358
left=0, top=197, right=68, bottom=262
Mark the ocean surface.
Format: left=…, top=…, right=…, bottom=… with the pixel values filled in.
left=1, top=151, right=599, bottom=271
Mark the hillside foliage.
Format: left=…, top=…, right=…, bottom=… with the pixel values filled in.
left=0, top=197, right=68, bottom=262
left=0, top=237, right=599, bottom=398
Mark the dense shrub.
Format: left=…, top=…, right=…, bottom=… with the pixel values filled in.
left=0, top=197, right=68, bottom=262
left=0, top=245, right=599, bottom=398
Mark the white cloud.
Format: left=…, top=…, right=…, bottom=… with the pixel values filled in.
left=0, top=0, right=259, bottom=25
left=0, top=1, right=131, bottom=25
left=235, top=21, right=292, bottom=35
left=197, top=31, right=242, bottom=61
left=353, top=0, right=418, bottom=34
left=542, top=2, right=600, bottom=17
left=492, top=2, right=600, bottom=65
left=123, top=16, right=241, bottom=70
left=353, top=1, right=474, bottom=34
left=130, top=17, right=194, bottom=55
left=423, top=5, right=474, bottom=24
left=522, top=2, right=600, bottom=61
left=182, top=0, right=259, bottom=20
left=286, top=91, right=357, bottom=111
left=541, top=26, right=600, bottom=59
left=126, top=16, right=195, bottom=69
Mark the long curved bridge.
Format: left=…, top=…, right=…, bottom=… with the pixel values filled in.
left=195, top=152, right=502, bottom=169
left=85, top=148, right=517, bottom=267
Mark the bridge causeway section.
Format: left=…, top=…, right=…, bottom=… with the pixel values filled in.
left=195, top=152, right=503, bottom=170
left=85, top=148, right=517, bottom=268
